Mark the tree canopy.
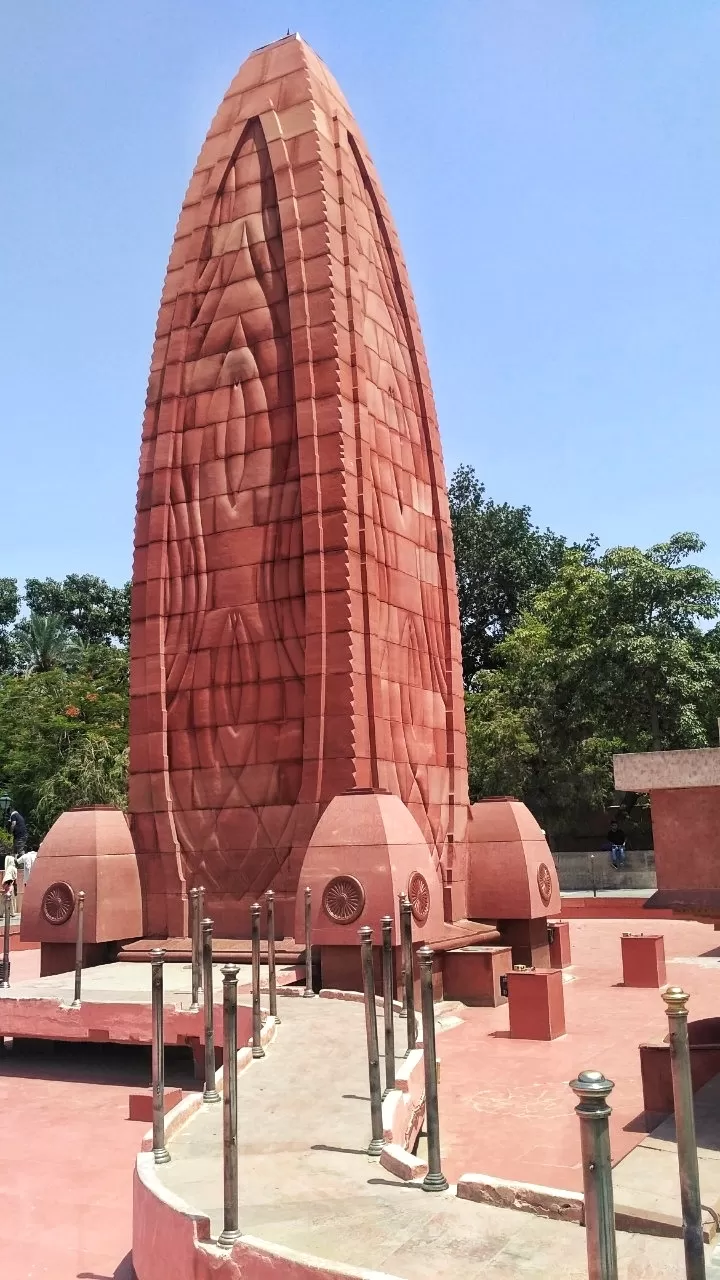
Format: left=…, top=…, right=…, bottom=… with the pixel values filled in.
left=464, top=537, right=720, bottom=837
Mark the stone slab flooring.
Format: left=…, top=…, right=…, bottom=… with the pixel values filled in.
left=157, top=995, right=702, bottom=1278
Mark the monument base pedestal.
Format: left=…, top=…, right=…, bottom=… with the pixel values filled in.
left=507, top=968, right=565, bottom=1040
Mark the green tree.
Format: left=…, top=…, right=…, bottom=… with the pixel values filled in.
left=13, top=613, right=83, bottom=673
left=0, top=645, right=129, bottom=840
left=467, top=535, right=720, bottom=838
left=25, top=574, right=131, bottom=646
left=448, top=464, right=574, bottom=682
left=0, top=578, right=19, bottom=672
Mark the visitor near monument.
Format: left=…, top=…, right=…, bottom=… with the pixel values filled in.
left=16, top=848, right=37, bottom=883
left=9, top=808, right=27, bottom=862
left=607, top=818, right=627, bottom=869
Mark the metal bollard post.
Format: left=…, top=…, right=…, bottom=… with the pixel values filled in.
left=381, top=915, right=396, bottom=1096
left=663, top=987, right=706, bottom=1280
left=590, top=853, right=597, bottom=898
left=570, top=1070, right=618, bottom=1280
left=71, top=890, right=85, bottom=1008
left=303, top=885, right=314, bottom=998
left=218, top=963, right=241, bottom=1247
left=400, top=895, right=417, bottom=1054
left=151, top=948, right=170, bottom=1164
left=398, top=891, right=407, bottom=1018
left=196, top=885, right=205, bottom=991
left=265, top=889, right=280, bottom=1024
left=418, top=945, right=449, bottom=1191
left=359, top=926, right=385, bottom=1155
left=202, top=918, right=220, bottom=1103
left=189, top=888, right=200, bottom=1011
left=251, top=902, right=265, bottom=1059
left=1, top=892, right=11, bottom=988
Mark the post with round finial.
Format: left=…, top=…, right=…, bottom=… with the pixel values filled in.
left=397, top=891, right=407, bottom=1018
left=150, top=948, right=170, bottom=1164
left=381, top=915, right=396, bottom=1096
left=265, top=889, right=280, bottom=1024
left=196, top=885, right=205, bottom=992
left=663, top=986, right=706, bottom=1279
left=303, top=886, right=314, bottom=998
left=71, top=890, right=85, bottom=1008
left=201, top=918, right=220, bottom=1103
left=418, top=945, right=449, bottom=1192
left=359, top=925, right=385, bottom=1156
left=1, top=890, right=12, bottom=988
left=569, top=1070, right=618, bottom=1280
left=400, top=895, right=417, bottom=1054
left=250, top=902, right=265, bottom=1059
left=189, top=888, right=200, bottom=1012
left=218, top=963, right=241, bottom=1247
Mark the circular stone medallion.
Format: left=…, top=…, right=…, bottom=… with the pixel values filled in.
left=537, top=862, right=553, bottom=907
left=407, top=871, right=430, bottom=925
left=41, top=881, right=76, bottom=926
left=322, top=875, right=366, bottom=925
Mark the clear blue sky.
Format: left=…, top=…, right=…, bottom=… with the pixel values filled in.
left=3, top=1, right=719, bottom=589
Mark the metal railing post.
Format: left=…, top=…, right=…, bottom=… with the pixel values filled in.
left=151, top=947, right=170, bottom=1164
left=303, top=885, right=314, bottom=998
left=663, top=987, right=706, bottom=1280
left=397, top=891, right=407, bottom=1018
left=1, top=892, right=11, bottom=988
left=417, top=945, right=448, bottom=1191
left=71, top=890, right=85, bottom=1008
left=189, top=888, right=200, bottom=1012
left=251, top=902, right=265, bottom=1059
left=590, top=852, right=597, bottom=898
left=265, top=889, right=280, bottom=1024
left=196, top=885, right=205, bottom=990
left=202, top=917, right=220, bottom=1103
left=218, top=963, right=241, bottom=1247
left=359, top=925, right=385, bottom=1156
left=400, top=895, right=417, bottom=1054
left=381, top=915, right=396, bottom=1096
left=570, top=1070, right=618, bottom=1280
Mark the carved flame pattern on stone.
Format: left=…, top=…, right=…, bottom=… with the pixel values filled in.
left=129, top=36, right=469, bottom=937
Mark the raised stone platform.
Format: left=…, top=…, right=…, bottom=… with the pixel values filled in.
left=0, top=960, right=299, bottom=1058
left=134, top=987, right=704, bottom=1279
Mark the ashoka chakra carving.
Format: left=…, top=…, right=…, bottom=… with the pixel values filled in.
left=408, top=872, right=430, bottom=925
left=42, top=881, right=76, bottom=926
left=537, top=862, right=553, bottom=906
left=322, top=875, right=365, bottom=925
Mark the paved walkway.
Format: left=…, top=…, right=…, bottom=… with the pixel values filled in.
left=157, top=994, right=701, bottom=1278
left=0, top=957, right=293, bottom=1007
left=0, top=948, right=181, bottom=1278
left=437, top=916, right=720, bottom=1189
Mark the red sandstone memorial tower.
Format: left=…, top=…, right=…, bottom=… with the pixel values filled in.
left=129, top=35, right=558, bottom=949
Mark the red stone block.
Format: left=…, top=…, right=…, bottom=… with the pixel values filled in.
left=506, top=968, right=566, bottom=1041
left=548, top=919, right=572, bottom=968
left=128, top=1087, right=182, bottom=1122
left=442, top=946, right=512, bottom=1007
left=621, top=933, right=666, bottom=988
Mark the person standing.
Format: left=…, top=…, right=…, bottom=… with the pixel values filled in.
left=9, top=810, right=27, bottom=864
left=17, top=848, right=37, bottom=884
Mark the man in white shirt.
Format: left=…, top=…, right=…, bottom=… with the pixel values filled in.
left=16, top=849, right=37, bottom=885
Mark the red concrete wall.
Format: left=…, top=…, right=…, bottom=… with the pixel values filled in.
left=651, top=787, right=720, bottom=890
left=129, top=35, right=468, bottom=938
